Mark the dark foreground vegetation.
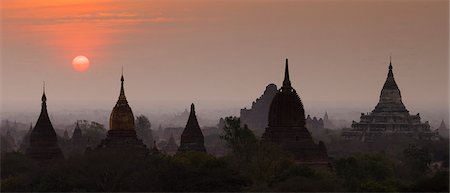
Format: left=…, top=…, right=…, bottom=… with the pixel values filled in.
left=1, top=117, right=449, bottom=192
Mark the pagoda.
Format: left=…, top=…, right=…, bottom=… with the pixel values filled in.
left=437, top=120, right=449, bottom=139
left=178, top=103, right=206, bottom=153
left=262, top=59, right=331, bottom=169
left=25, top=86, right=63, bottom=160
left=96, top=74, right=149, bottom=154
left=70, top=121, right=86, bottom=154
left=343, top=59, right=438, bottom=142
left=163, top=134, right=179, bottom=155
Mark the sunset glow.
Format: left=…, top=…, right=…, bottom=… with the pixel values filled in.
left=72, top=55, right=90, bottom=72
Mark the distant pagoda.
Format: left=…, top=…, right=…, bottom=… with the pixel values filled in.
left=178, top=103, right=206, bottom=153
left=437, top=120, right=449, bottom=139
left=163, top=134, right=178, bottom=155
left=70, top=121, right=86, bottom=154
left=262, top=59, right=331, bottom=169
left=25, top=86, right=63, bottom=160
left=96, top=74, right=149, bottom=154
left=343, top=60, right=438, bottom=142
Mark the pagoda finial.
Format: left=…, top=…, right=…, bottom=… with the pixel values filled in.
left=388, top=58, right=393, bottom=77
left=42, top=81, right=47, bottom=102
left=389, top=55, right=393, bottom=70
left=282, top=58, right=291, bottom=88
left=119, top=70, right=126, bottom=100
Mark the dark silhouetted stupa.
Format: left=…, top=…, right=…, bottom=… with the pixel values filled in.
left=178, top=103, right=206, bottom=153
left=262, top=59, right=331, bottom=169
left=343, top=60, right=438, bottom=142
left=96, top=74, right=149, bottom=154
left=25, top=86, right=63, bottom=160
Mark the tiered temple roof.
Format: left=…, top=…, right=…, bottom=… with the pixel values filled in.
left=344, top=60, right=438, bottom=142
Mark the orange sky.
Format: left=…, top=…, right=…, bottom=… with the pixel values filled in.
left=1, top=0, right=448, bottom=122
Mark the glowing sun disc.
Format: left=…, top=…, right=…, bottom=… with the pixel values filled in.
left=72, top=55, right=90, bottom=72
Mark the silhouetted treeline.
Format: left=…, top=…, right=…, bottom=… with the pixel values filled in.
left=1, top=117, right=448, bottom=192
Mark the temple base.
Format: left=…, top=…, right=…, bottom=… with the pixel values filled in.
left=96, top=129, right=149, bottom=155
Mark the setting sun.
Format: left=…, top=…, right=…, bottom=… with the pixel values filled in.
left=72, top=55, right=90, bottom=72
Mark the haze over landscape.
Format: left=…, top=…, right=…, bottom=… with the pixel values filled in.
left=1, top=0, right=448, bottom=127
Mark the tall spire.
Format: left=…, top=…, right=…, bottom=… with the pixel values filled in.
left=119, top=71, right=126, bottom=101
left=41, top=81, right=47, bottom=111
left=190, top=103, right=195, bottom=114
left=42, top=81, right=47, bottom=103
left=388, top=56, right=393, bottom=77
left=382, top=57, right=398, bottom=90
left=282, top=58, right=292, bottom=88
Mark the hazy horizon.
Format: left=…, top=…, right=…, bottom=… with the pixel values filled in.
left=1, top=0, right=449, bottom=126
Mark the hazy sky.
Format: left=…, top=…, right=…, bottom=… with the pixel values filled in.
left=1, top=0, right=448, bottom=118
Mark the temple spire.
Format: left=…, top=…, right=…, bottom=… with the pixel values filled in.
left=42, top=81, right=47, bottom=103
left=191, top=103, right=195, bottom=113
left=388, top=58, right=394, bottom=78
left=41, top=82, right=47, bottom=111
left=282, top=58, right=292, bottom=88
left=119, top=71, right=126, bottom=100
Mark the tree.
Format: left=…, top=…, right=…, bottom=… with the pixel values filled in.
left=135, top=115, right=153, bottom=148
left=403, top=145, right=432, bottom=179
left=220, top=116, right=257, bottom=158
left=219, top=116, right=296, bottom=191
left=334, top=154, right=399, bottom=192
left=78, top=120, right=106, bottom=147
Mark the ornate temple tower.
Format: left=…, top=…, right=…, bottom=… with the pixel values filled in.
left=344, top=60, right=437, bottom=141
left=25, top=86, right=63, bottom=160
left=96, top=74, right=149, bottom=154
left=178, top=103, right=206, bottom=153
left=262, top=59, right=331, bottom=169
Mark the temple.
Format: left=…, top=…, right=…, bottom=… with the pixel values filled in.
left=262, top=59, right=331, bottom=169
left=343, top=60, right=438, bottom=142
left=240, top=84, right=278, bottom=135
left=306, top=115, right=324, bottom=130
left=163, top=134, right=179, bottom=155
left=96, top=74, right=149, bottom=154
left=70, top=121, right=86, bottom=155
left=25, top=86, right=64, bottom=160
left=178, top=103, right=207, bottom=153
left=437, top=120, right=449, bottom=139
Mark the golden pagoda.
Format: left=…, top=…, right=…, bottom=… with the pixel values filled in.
left=96, top=73, right=149, bottom=154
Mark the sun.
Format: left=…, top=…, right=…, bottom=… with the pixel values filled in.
left=72, top=55, right=90, bottom=72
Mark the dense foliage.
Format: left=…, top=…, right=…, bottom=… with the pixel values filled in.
left=1, top=118, right=448, bottom=192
